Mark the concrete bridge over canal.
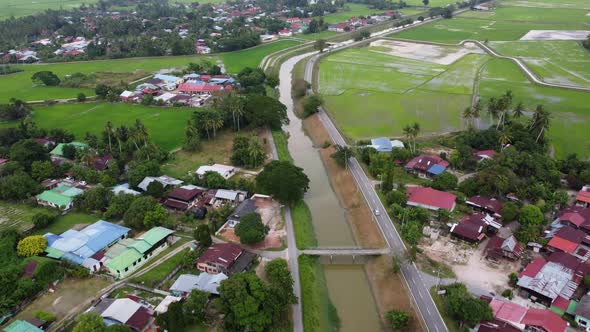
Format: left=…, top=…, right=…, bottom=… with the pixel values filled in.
left=301, top=247, right=391, bottom=264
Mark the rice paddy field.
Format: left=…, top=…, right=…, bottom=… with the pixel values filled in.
left=0, top=0, right=98, bottom=19
left=0, top=40, right=300, bottom=103
left=319, top=0, right=590, bottom=158
left=0, top=102, right=194, bottom=151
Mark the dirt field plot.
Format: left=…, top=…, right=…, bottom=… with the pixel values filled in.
left=15, top=277, right=112, bottom=321
left=420, top=236, right=519, bottom=295
left=520, top=30, right=590, bottom=40
left=369, top=39, right=484, bottom=65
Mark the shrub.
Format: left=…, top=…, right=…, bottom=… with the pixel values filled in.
left=32, top=212, right=56, bottom=229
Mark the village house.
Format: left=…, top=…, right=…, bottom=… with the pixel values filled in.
left=517, top=252, right=590, bottom=309
left=328, top=22, right=352, bottom=32
left=89, top=298, right=153, bottom=331
left=49, top=141, right=89, bottom=159
left=474, top=149, right=497, bottom=162
left=105, top=227, right=175, bottom=279
left=3, top=320, right=44, bottom=332
left=450, top=213, right=501, bottom=243
left=196, top=243, right=255, bottom=275
left=406, top=186, right=456, bottom=211
left=575, top=293, right=590, bottom=329
left=36, top=183, right=85, bottom=210
left=553, top=205, right=590, bottom=233
left=278, top=29, right=293, bottom=37
left=137, top=175, right=183, bottom=191
left=478, top=297, right=567, bottom=332
left=169, top=273, right=228, bottom=296
left=92, top=154, right=113, bottom=171
left=226, top=199, right=257, bottom=228
left=111, top=183, right=141, bottom=196
left=34, top=137, right=56, bottom=148
left=405, top=154, right=449, bottom=178
left=196, top=164, right=236, bottom=179
left=546, top=226, right=590, bottom=261
left=466, top=195, right=503, bottom=218
left=577, top=185, right=590, bottom=208
left=484, top=235, right=523, bottom=261
left=213, top=189, right=245, bottom=206
left=44, top=220, right=130, bottom=272
left=367, top=137, right=404, bottom=153
left=154, top=296, right=181, bottom=315
left=164, top=186, right=203, bottom=211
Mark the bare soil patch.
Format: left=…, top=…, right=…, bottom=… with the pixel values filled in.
left=520, top=30, right=590, bottom=40
left=369, top=39, right=484, bottom=65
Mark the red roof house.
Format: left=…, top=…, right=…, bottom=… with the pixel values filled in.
left=547, top=226, right=590, bottom=254
left=474, top=149, right=497, bottom=162
left=164, top=187, right=203, bottom=211
left=577, top=185, right=590, bottom=208
left=466, top=195, right=503, bottom=218
left=406, top=186, right=456, bottom=211
left=555, top=206, right=590, bottom=232
left=450, top=213, right=499, bottom=243
left=485, top=235, right=522, bottom=261
left=196, top=243, right=243, bottom=275
left=405, top=154, right=449, bottom=178
left=522, top=308, right=567, bottom=332
left=93, top=154, right=112, bottom=171
left=178, top=83, right=223, bottom=94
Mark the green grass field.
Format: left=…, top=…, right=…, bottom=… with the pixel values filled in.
left=1, top=40, right=300, bottom=102
left=319, top=42, right=590, bottom=157
left=403, top=0, right=465, bottom=6
left=0, top=0, right=99, bottom=19
left=0, top=102, right=195, bottom=151
left=130, top=248, right=188, bottom=287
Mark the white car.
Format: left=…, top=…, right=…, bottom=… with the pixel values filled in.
left=374, top=209, right=380, bottom=216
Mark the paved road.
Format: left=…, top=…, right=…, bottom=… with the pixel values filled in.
left=302, top=248, right=390, bottom=256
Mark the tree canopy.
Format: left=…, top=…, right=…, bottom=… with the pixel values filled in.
left=235, top=212, right=268, bottom=244
left=256, top=160, right=310, bottom=205
left=17, top=235, right=47, bottom=257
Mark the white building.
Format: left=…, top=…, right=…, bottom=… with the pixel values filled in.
left=196, top=164, right=236, bottom=180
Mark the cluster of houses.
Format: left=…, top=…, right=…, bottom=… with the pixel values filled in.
left=42, top=218, right=176, bottom=279
left=120, top=73, right=234, bottom=107
left=53, top=36, right=91, bottom=57
left=327, top=11, right=399, bottom=33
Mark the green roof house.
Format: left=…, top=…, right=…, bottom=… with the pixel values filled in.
left=36, top=185, right=84, bottom=210
left=50, top=142, right=88, bottom=157
left=105, top=227, right=174, bottom=279
left=3, top=320, right=43, bottom=332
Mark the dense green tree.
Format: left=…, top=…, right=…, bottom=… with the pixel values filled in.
left=235, top=212, right=268, bottom=244
left=331, top=145, right=353, bottom=168
left=156, top=300, right=187, bottom=332
left=193, top=224, right=212, bottom=247
left=265, top=259, right=296, bottom=324
left=386, top=190, right=407, bottom=207
left=314, top=39, right=327, bottom=52
left=62, top=144, right=78, bottom=160
left=74, top=186, right=111, bottom=212
left=501, top=202, right=519, bottom=223
left=17, top=235, right=47, bottom=257
left=32, top=212, right=56, bottom=229
left=231, top=135, right=266, bottom=168
left=519, top=205, right=544, bottom=226
left=203, top=171, right=227, bottom=189
left=72, top=312, right=106, bottom=332
left=185, top=289, right=209, bottom=323
left=401, top=220, right=423, bottom=245
left=31, top=160, right=54, bottom=182
left=123, top=196, right=158, bottom=229
left=302, top=94, right=323, bottom=118
left=143, top=204, right=168, bottom=228
left=9, top=139, right=49, bottom=171
left=443, top=283, right=492, bottom=328
left=31, top=71, right=60, bottom=86
left=0, top=172, right=40, bottom=200
left=127, top=160, right=160, bottom=189
left=243, top=95, right=289, bottom=130
left=386, top=310, right=410, bottom=330
left=105, top=194, right=137, bottom=219
left=431, top=172, right=458, bottom=191
left=256, top=161, right=310, bottom=205
left=146, top=180, right=165, bottom=198
left=218, top=273, right=272, bottom=332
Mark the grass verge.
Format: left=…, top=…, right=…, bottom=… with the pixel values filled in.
left=130, top=248, right=188, bottom=287
left=298, top=255, right=340, bottom=332
left=417, top=255, right=456, bottom=279
left=271, top=130, right=293, bottom=163
left=429, top=286, right=460, bottom=332
left=291, top=200, right=317, bottom=250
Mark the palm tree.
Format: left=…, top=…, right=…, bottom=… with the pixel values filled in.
left=462, top=107, right=473, bottom=128
left=80, top=148, right=95, bottom=167
left=530, top=104, right=551, bottom=143
left=513, top=102, right=525, bottom=118
left=402, top=125, right=413, bottom=153
left=472, top=100, right=482, bottom=129
left=411, top=122, right=420, bottom=153
left=498, top=130, right=511, bottom=150
left=104, top=121, right=114, bottom=153
left=133, top=119, right=149, bottom=147
left=211, top=115, right=224, bottom=138
left=487, top=97, right=499, bottom=127
left=496, top=90, right=513, bottom=129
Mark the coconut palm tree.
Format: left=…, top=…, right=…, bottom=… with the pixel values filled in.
left=472, top=100, right=482, bottom=129
left=498, top=130, right=511, bottom=150
left=496, top=90, right=513, bottom=129
left=80, top=148, right=95, bottom=167
left=487, top=97, right=499, bottom=127
left=402, top=125, right=413, bottom=153
left=462, top=107, right=473, bottom=128
left=513, top=102, right=525, bottom=118
left=104, top=121, right=114, bottom=153
left=133, top=119, right=149, bottom=147
left=530, top=104, right=551, bottom=143
left=411, top=122, right=420, bottom=153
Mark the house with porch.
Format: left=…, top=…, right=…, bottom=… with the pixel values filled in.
left=484, top=235, right=522, bottom=261
left=405, top=154, right=449, bottom=178
left=170, top=273, right=227, bottom=296
left=406, top=186, right=456, bottom=211
left=466, top=195, right=503, bottom=218
left=164, top=186, right=203, bottom=211
left=576, top=185, right=590, bottom=208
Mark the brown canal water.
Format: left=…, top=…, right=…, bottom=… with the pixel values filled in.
left=279, top=53, right=382, bottom=332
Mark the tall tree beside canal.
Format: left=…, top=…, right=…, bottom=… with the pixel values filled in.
left=256, top=160, right=310, bottom=205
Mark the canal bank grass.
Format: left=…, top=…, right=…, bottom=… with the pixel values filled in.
left=271, top=130, right=293, bottom=163
left=291, top=200, right=318, bottom=250
left=298, top=255, right=340, bottom=332
left=417, top=255, right=456, bottom=279
left=429, top=286, right=460, bottom=332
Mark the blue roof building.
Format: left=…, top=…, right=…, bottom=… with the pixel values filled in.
left=154, top=74, right=181, bottom=84
left=44, top=220, right=130, bottom=271
left=371, top=137, right=393, bottom=153
left=427, top=164, right=447, bottom=175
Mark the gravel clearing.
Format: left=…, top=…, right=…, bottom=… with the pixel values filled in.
left=369, top=39, right=484, bottom=65
left=520, top=30, right=590, bottom=40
